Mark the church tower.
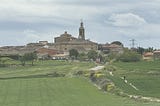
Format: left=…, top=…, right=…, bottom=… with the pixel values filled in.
left=78, top=21, right=85, bottom=40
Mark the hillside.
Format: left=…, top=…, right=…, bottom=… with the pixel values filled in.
left=0, top=77, right=159, bottom=106
left=0, top=60, right=159, bottom=106
left=112, top=61, right=160, bottom=98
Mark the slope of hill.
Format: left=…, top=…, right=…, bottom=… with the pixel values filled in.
left=0, top=60, right=159, bottom=106
left=0, top=77, right=159, bottom=106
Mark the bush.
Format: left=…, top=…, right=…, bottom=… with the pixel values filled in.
left=107, top=83, right=115, bottom=91
left=0, top=57, right=13, bottom=67
left=78, top=53, right=87, bottom=61
left=19, top=53, right=37, bottom=66
left=117, top=50, right=141, bottom=62
left=69, top=49, right=79, bottom=59
left=74, top=70, right=84, bottom=76
left=87, top=50, right=98, bottom=61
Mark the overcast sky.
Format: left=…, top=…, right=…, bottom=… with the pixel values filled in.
left=0, top=0, right=160, bottom=48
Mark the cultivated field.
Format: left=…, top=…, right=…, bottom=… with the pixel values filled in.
left=0, top=60, right=94, bottom=78
left=0, top=60, right=159, bottom=106
left=113, top=61, right=160, bottom=98
left=0, top=77, right=159, bottom=106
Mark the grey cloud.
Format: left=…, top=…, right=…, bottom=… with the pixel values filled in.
left=0, top=0, right=160, bottom=48
left=106, top=13, right=147, bottom=27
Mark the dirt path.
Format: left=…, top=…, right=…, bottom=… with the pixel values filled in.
left=90, top=66, right=104, bottom=71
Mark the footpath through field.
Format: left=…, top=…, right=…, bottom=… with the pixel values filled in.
left=89, top=66, right=105, bottom=71
left=89, top=64, right=160, bottom=103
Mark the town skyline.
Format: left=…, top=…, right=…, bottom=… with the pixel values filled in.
left=0, top=0, right=160, bottom=49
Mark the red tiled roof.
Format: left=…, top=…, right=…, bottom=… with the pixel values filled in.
left=154, top=51, right=160, bottom=54
left=143, top=52, right=153, bottom=57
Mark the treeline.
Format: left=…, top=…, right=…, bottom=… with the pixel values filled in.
left=69, top=47, right=156, bottom=63
left=69, top=49, right=105, bottom=62
left=0, top=52, right=37, bottom=67
left=107, top=47, right=157, bottom=62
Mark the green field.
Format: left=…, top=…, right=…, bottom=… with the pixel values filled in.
left=0, top=77, right=159, bottom=106
left=0, top=60, right=95, bottom=78
left=0, top=60, right=159, bottom=106
left=112, top=61, right=160, bottom=98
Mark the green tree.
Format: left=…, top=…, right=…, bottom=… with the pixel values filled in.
left=19, top=55, right=25, bottom=66
left=78, top=52, right=87, bottom=61
left=111, top=41, right=123, bottom=46
left=19, top=53, right=37, bottom=66
left=145, top=47, right=154, bottom=52
left=69, top=49, right=79, bottom=59
left=87, top=50, right=98, bottom=61
left=136, top=47, right=145, bottom=55
left=0, top=57, right=12, bottom=67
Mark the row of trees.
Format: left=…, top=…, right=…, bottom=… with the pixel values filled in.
left=69, top=48, right=143, bottom=63
left=69, top=49, right=103, bottom=62
left=19, top=53, right=37, bottom=66
left=136, top=47, right=154, bottom=55
left=69, top=49, right=106, bottom=62
left=0, top=52, right=37, bottom=67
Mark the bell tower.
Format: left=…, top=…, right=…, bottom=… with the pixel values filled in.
left=78, top=21, right=85, bottom=40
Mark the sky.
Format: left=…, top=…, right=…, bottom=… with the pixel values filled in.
left=0, top=0, right=160, bottom=48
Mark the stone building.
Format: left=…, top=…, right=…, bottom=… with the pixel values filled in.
left=153, top=51, right=160, bottom=60
left=53, top=21, right=98, bottom=52
left=99, top=42, right=124, bottom=54
left=54, top=31, right=77, bottom=43
left=143, top=52, right=153, bottom=61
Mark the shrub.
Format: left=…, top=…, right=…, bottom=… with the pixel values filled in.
left=117, top=50, right=141, bottom=62
left=107, top=83, right=115, bottom=91
left=74, top=70, right=84, bottom=76
left=87, top=50, right=98, bottom=61
left=69, top=49, right=79, bottom=59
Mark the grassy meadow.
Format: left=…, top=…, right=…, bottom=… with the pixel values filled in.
left=112, top=61, right=160, bottom=98
left=0, top=77, right=159, bottom=106
left=0, top=60, right=94, bottom=78
left=0, top=60, right=159, bottom=106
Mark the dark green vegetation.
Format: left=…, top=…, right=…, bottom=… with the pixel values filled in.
left=69, top=49, right=79, bottom=59
left=0, top=53, right=37, bottom=67
left=87, top=50, right=98, bottom=61
left=69, top=49, right=100, bottom=61
left=111, top=41, right=123, bottom=46
left=19, top=52, right=37, bottom=66
left=117, top=50, right=141, bottom=62
left=112, top=61, right=160, bottom=98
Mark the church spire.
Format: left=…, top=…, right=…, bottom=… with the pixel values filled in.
left=80, top=19, right=83, bottom=27
left=78, top=20, right=85, bottom=40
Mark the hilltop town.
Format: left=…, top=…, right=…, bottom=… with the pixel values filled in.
left=1, top=21, right=160, bottom=62
left=0, top=22, right=124, bottom=60
left=1, top=1, right=160, bottom=106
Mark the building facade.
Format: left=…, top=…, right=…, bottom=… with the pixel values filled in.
left=53, top=22, right=98, bottom=52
